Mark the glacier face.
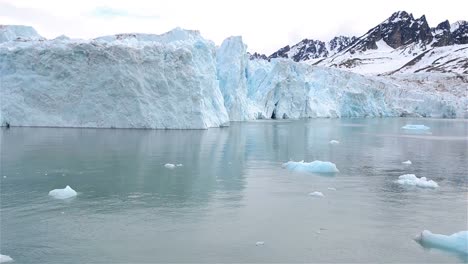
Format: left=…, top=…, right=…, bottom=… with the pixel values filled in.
left=216, top=36, right=259, bottom=121
left=0, top=26, right=466, bottom=129
left=0, top=25, right=44, bottom=43
left=0, top=28, right=229, bottom=129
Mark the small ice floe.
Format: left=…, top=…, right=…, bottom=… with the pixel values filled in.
left=2, top=176, right=6, bottom=179
left=329, top=140, right=340, bottom=145
left=396, top=174, right=439, bottom=188
left=176, top=164, right=183, bottom=167
left=309, top=191, right=324, bottom=197
left=327, top=187, right=337, bottom=191
left=401, top=124, right=430, bottom=130
left=255, top=241, right=265, bottom=246
left=48, top=185, right=78, bottom=199
left=282, top=160, right=339, bottom=173
left=415, top=230, right=468, bottom=255
left=402, top=160, right=412, bottom=165
left=164, top=163, right=176, bottom=169
left=0, top=254, right=13, bottom=263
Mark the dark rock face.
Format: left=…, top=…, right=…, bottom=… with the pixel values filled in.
left=452, top=21, right=468, bottom=44
left=248, top=52, right=268, bottom=60
left=289, top=39, right=328, bottom=61
left=266, top=37, right=355, bottom=62
left=329, top=36, right=357, bottom=53
left=269, top=45, right=291, bottom=59
left=347, top=11, right=433, bottom=52
left=432, top=20, right=453, bottom=47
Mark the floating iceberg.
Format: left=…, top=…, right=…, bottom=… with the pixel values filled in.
left=48, top=185, right=77, bottom=199
left=329, top=140, right=340, bottom=144
left=401, top=125, right=431, bottom=130
left=176, top=164, right=183, bottom=167
left=0, top=254, right=13, bottom=263
left=309, top=191, right=325, bottom=197
left=396, top=174, right=439, bottom=188
left=282, top=160, right=339, bottom=173
left=164, top=163, right=176, bottom=169
left=416, top=230, right=468, bottom=255
left=327, top=187, right=337, bottom=191
left=255, top=241, right=265, bottom=246
left=402, top=160, right=412, bottom=165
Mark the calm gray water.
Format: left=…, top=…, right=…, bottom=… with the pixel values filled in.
left=1, top=118, right=467, bottom=263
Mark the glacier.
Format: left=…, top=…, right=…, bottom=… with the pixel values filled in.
left=1, top=25, right=466, bottom=129
left=0, top=27, right=229, bottom=129
left=416, top=230, right=468, bottom=255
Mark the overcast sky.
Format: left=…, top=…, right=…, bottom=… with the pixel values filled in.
left=1, top=0, right=466, bottom=54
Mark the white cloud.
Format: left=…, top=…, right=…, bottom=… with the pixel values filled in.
left=1, top=0, right=467, bottom=54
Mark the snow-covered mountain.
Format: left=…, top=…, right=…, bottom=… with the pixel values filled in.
left=264, top=11, right=468, bottom=75
left=1, top=17, right=466, bottom=129
left=267, top=36, right=356, bottom=62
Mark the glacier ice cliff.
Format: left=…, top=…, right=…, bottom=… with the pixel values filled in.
left=0, top=26, right=466, bottom=129
left=0, top=27, right=229, bottom=129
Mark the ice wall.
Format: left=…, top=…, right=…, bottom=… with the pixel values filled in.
left=0, top=25, right=44, bottom=43
left=216, top=36, right=259, bottom=121
left=0, top=26, right=465, bottom=130
left=0, top=28, right=229, bottom=129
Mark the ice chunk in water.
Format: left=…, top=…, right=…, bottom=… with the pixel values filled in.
left=401, top=124, right=430, bottom=130
left=309, top=191, right=324, bottom=197
left=402, top=160, right=412, bottom=165
left=164, top=163, right=176, bottom=169
left=329, top=140, right=340, bottom=144
left=282, top=160, right=339, bottom=173
left=176, top=164, right=183, bottom=167
left=415, top=230, right=468, bottom=255
left=49, top=185, right=77, bottom=199
left=255, top=241, right=265, bottom=246
left=327, top=187, right=337, bottom=191
left=0, top=254, right=13, bottom=263
left=396, top=174, right=439, bottom=188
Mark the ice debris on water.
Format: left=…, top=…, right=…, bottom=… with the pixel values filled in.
left=309, top=191, right=324, bottom=197
left=415, top=230, right=468, bottom=255
left=401, top=124, right=430, bottom=130
left=176, top=164, right=183, bottom=167
left=48, top=185, right=77, bottom=199
left=255, top=241, right=265, bottom=246
left=396, top=174, right=439, bottom=188
left=327, top=187, right=337, bottom=191
left=282, top=160, right=339, bottom=173
left=0, top=254, right=13, bottom=263
left=164, top=163, right=176, bottom=169
left=329, top=140, right=340, bottom=144
left=402, top=160, right=412, bottom=165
